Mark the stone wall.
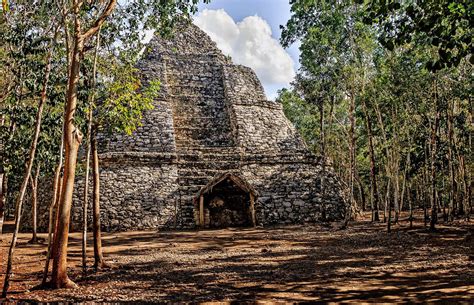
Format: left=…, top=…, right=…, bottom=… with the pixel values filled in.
left=241, top=157, right=345, bottom=225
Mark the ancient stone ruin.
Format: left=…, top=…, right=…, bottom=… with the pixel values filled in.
left=31, top=23, right=347, bottom=232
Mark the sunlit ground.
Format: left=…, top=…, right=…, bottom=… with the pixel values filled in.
left=1, top=211, right=473, bottom=303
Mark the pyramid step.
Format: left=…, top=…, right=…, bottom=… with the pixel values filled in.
left=176, top=154, right=240, bottom=161
left=168, top=93, right=224, bottom=99
left=169, top=86, right=223, bottom=97
left=167, top=79, right=222, bottom=89
left=178, top=176, right=212, bottom=185
left=178, top=169, right=226, bottom=177
left=172, top=107, right=227, bottom=118
left=166, top=71, right=220, bottom=78
left=175, top=140, right=234, bottom=148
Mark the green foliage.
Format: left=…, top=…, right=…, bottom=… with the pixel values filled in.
left=0, top=2, right=65, bottom=195
left=277, top=88, right=320, bottom=151
left=361, top=0, right=473, bottom=70
left=96, top=64, right=160, bottom=136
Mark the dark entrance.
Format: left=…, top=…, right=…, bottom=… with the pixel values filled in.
left=196, top=173, right=257, bottom=229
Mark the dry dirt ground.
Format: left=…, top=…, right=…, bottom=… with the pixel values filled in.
left=1, top=213, right=473, bottom=303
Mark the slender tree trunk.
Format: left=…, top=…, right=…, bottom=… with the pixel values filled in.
left=423, top=141, right=430, bottom=227
left=408, top=183, right=413, bottom=229
left=430, top=90, right=440, bottom=231
left=341, top=92, right=356, bottom=229
left=51, top=19, right=85, bottom=289
left=393, top=159, right=400, bottom=224
left=92, top=128, right=105, bottom=269
left=356, top=174, right=366, bottom=212
left=319, top=101, right=326, bottom=221
left=400, top=150, right=411, bottom=220
left=374, top=102, right=393, bottom=229
left=362, top=99, right=379, bottom=221
left=28, top=164, right=41, bottom=244
left=42, top=152, right=64, bottom=284
left=460, top=155, right=469, bottom=220
left=51, top=166, right=65, bottom=260
left=42, top=92, right=66, bottom=285
left=82, top=113, right=92, bottom=275
left=82, top=27, right=101, bottom=274
left=50, top=0, right=116, bottom=287
left=386, top=179, right=392, bottom=233
left=0, top=168, right=5, bottom=234
left=383, top=181, right=388, bottom=223
left=447, top=104, right=456, bottom=221
left=1, top=37, right=55, bottom=296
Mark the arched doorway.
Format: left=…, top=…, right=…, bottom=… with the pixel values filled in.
left=195, top=173, right=257, bottom=228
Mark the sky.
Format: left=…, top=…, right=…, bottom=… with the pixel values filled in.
left=194, top=0, right=300, bottom=100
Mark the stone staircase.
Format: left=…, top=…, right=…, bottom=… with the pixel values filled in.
left=164, top=56, right=241, bottom=226
left=165, top=58, right=233, bottom=148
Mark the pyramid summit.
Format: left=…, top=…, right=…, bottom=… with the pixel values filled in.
left=30, top=22, right=347, bottom=231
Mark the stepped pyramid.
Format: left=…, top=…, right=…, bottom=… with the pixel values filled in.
left=31, top=22, right=347, bottom=232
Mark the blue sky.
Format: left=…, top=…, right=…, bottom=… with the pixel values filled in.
left=195, top=0, right=300, bottom=99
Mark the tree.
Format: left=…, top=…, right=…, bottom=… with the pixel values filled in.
left=1, top=3, right=60, bottom=294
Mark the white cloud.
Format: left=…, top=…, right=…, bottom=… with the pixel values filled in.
left=194, top=9, right=295, bottom=99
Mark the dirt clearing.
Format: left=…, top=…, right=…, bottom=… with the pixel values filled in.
left=1, top=215, right=473, bottom=303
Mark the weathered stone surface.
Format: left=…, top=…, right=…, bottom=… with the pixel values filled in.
left=25, top=22, right=347, bottom=232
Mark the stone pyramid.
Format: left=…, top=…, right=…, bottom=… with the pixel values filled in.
left=32, top=22, right=347, bottom=231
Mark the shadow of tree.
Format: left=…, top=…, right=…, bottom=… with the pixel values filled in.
left=3, top=219, right=473, bottom=303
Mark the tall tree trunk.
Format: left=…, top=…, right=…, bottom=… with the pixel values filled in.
left=400, top=149, right=411, bottom=218
left=423, top=140, right=430, bottom=228
left=0, top=168, right=5, bottom=234
left=408, top=182, right=413, bottom=228
left=51, top=165, right=65, bottom=260
left=92, top=128, right=105, bottom=269
left=341, top=92, right=356, bottom=229
left=319, top=101, right=326, bottom=221
left=50, top=0, right=116, bottom=288
left=42, top=89, right=67, bottom=284
left=374, top=102, right=393, bottom=230
left=42, top=145, right=64, bottom=284
left=28, top=164, right=41, bottom=244
left=349, top=93, right=356, bottom=221
left=1, top=37, right=54, bottom=296
left=82, top=112, right=92, bottom=276
left=82, top=26, right=101, bottom=275
left=362, top=99, right=379, bottom=221
left=393, top=159, right=400, bottom=224
left=356, top=174, right=366, bottom=212
left=459, top=155, right=469, bottom=220
left=447, top=103, right=456, bottom=221
left=430, top=89, right=440, bottom=231
left=386, top=179, right=392, bottom=233
left=51, top=19, right=84, bottom=290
